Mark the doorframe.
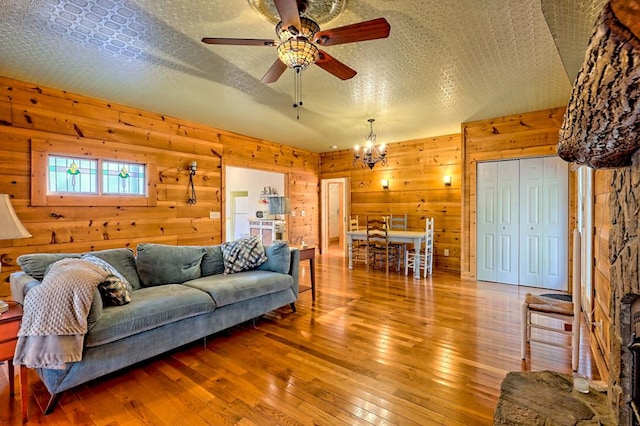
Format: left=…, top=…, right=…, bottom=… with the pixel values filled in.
left=222, top=160, right=290, bottom=243
left=577, top=165, right=594, bottom=321
left=320, top=177, right=350, bottom=255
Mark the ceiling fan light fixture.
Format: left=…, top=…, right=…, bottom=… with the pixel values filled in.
left=276, top=16, right=320, bottom=41
left=277, top=39, right=319, bottom=69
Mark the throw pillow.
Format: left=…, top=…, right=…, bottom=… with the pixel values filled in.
left=98, top=274, right=132, bottom=306
left=257, top=241, right=291, bottom=274
left=221, top=235, right=268, bottom=274
left=136, top=244, right=206, bottom=286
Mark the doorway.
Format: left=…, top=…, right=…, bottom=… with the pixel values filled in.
left=224, top=166, right=286, bottom=243
left=320, top=178, right=349, bottom=255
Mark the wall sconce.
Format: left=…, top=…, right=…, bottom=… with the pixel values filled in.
left=443, top=175, right=452, bottom=186
left=187, top=161, right=197, bottom=205
left=381, top=179, right=389, bottom=190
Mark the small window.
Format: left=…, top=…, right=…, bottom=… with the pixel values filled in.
left=103, top=160, right=146, bottom=196
left=48, top=156, right=98, bottom=194
left=32, top=139, right=157, bottom=207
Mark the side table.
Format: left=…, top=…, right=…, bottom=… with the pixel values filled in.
left=296, top=246, right=316, bottom=301
left=0, top=301, right=28, bottom=422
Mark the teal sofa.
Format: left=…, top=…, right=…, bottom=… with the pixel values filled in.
left=10, top=242, right=299, bottom=414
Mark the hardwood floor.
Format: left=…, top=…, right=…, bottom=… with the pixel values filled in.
left=0, top=247, right=597, bottom=425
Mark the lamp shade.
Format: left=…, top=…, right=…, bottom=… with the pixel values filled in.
left=277, top=39, right=319, bottom=70
left=0, top=194, right=31, bottom=239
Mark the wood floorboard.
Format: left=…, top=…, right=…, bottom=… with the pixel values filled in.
left=0, top=246, right=597, bottom=425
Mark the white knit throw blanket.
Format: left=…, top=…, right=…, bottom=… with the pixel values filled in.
left=13, top=258, right=109, bottom=370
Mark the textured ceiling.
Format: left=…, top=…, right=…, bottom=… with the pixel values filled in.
left=0, top=0, right=606, bottom=152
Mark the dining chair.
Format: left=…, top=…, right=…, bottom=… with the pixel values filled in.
left=366, top=217, right=397, bottom=274
left=521, top=229, right=581, bottom=371
left=349, top=215, right=359, bottom=231
left=405, top=217, right=434, bottom=278
left=349, top=215, right=366, bottom=265
left=388, top=214, right=408, bottom=270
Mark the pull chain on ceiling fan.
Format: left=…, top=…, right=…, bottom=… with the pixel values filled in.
left=201, top=0, right=390, bottom=118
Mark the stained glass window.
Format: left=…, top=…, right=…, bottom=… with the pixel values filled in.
left=103, top=160, right=146, bottom=195
left=48, top=156, right=97, bottom=194
left=47, top=156, right=146, bottom=196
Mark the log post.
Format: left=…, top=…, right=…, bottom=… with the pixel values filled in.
left=557, top=0, right=640, bottom=168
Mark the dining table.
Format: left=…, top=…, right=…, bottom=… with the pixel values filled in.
left=346, top=230, right=427, bottom=279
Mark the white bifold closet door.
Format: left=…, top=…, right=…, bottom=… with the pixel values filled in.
left=477, top=160, right=520, bottom=284
left=476, top=157, right=568, bottom=290
left=519, top=157, right=568, bottom=289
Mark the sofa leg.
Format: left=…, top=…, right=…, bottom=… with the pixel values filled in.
left=32, top=382, right=62, bottom=415
left=290, top=302, right=296, bottom=313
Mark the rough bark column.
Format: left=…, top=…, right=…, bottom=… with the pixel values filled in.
left=557, top=1, right=640, bottom=168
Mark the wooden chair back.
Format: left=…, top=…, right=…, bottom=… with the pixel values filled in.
left=349, top=216, right=359, bottom=231
left=366, top=217, right=388, bottom=245
left=389, top=214, right=407, bottom=230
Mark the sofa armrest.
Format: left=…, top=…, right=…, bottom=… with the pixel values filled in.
left=10, top=271, right=41, bottom=304
left=288, top=248, right=300, bottom=298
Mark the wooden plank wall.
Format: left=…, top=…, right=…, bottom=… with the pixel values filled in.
left=0, top=76, right=319, bottom=296
left=319, top=134, right=462, bottom=271
left=592, top=169, right=612, bottom=381
left=220, top=133, right=320, bottom=247
left=461, top=107, right=576, bottom=279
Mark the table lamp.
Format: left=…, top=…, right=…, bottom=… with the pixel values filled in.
left=0, top=194, right=31, bottom=313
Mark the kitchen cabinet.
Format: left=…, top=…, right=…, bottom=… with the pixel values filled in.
left=249, top=220, right=285, bottom=244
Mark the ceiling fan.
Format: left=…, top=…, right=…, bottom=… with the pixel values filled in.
left=201, top=0, right=390, bottom=90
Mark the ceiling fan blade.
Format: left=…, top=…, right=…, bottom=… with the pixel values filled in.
left=313, top=18, right=391, bottom=46
left=274, top=0, right=302, bottom=33
left=261, top=59, right=288, bottom=84
left=201, top=37, right=277, bottom=47
left=315, top=50, right=357, bottom=80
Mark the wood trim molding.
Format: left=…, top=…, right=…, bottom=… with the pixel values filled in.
left=31, top=138, right=158, bottom=207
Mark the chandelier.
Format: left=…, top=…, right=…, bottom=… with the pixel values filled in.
left=354, top=118, right=387, bottom=169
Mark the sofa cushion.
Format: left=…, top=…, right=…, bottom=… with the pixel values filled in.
left=17, top=253, right=82, bottom=281
left=82, top=254, right=132, bottom=306
left=85, top=248, right=141, bottom=290
left=201, top=245, right=224, bottom=276
left=220, top=235, right=268, bottom=274
left=85, top=284, right=215, bottom=347
left=136, top=244, right=205, bottom=287
left=257, top=241, right=291, bottom=274
left=17, top=248, right=140, bottom=290
left=183, top=270, right=293, bottom=308
left=82, top=254, right=133, bottom=306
